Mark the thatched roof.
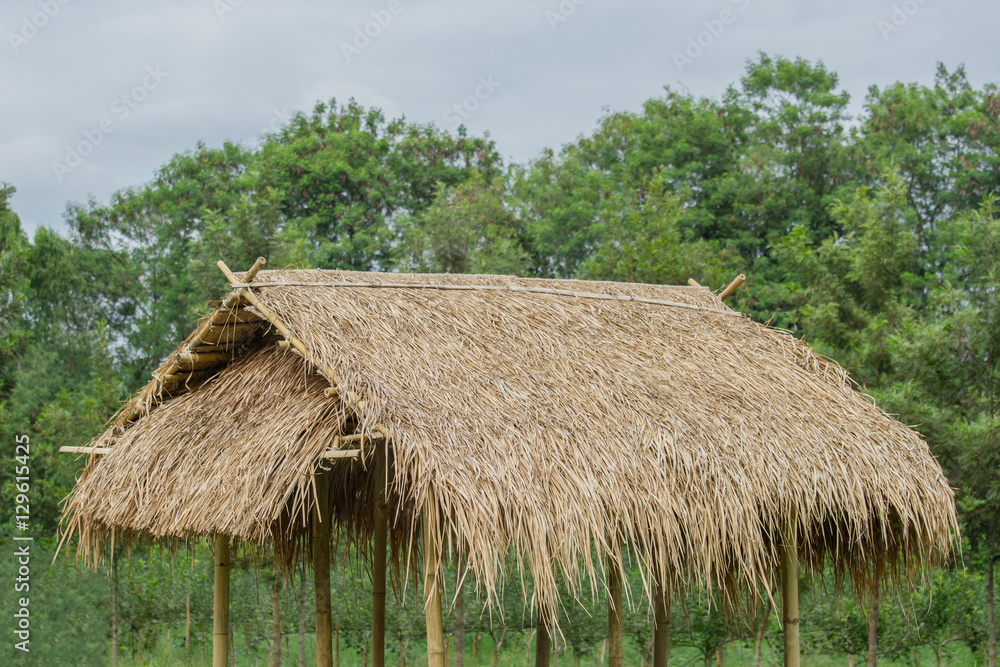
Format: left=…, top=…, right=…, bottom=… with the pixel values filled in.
left=61, top=269, right=956, bottom=615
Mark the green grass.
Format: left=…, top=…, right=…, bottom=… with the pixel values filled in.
left=116, top=626, right=983, bottom=666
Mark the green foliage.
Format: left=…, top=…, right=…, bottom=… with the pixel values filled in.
left=2, top=55, right=999, bottom=663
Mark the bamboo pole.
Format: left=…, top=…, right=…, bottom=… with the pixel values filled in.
left=608, top=555, right=624, bottom=667
left=423, top=503, right=445, bottom=667
left=213, top=534, right=230, bottom=667
left=60, top=446, right=111, bottom=455
left=535, top=611, right=551, bottom=667
left=372, top=447, right=388, bottom=667
left=314, top=472, right=333, bottom=667
left=653, top=578, right=670, bottom=667
left=719, top=274, right=746, bottom=301
left=321, top=448, right=361, bottom=460
left=781, top=515, right=800, bottom=667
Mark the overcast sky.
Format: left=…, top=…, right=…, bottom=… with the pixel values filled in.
left=2, top=0, right=997, bottom=236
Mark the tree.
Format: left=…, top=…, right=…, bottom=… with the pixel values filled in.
left=399, top=173, right=528, bottom=275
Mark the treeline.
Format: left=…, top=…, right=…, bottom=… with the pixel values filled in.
left=0, top=53, right=998, bottom=664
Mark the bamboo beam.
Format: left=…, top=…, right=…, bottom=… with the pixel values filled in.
left=314, top=472, right=333, bottom=667
left=653, top=578, right=670, bottom=667
left=321, top=448, right=361, bottom=460
left=213, top=534, right=230, bottom=667
left=608, top=554, right=624, bottom=667
left=534, top=610, right=551, bottom=667
left=781, top=515, right=800, bottom=667
left=372, top=448, right=388, bottom=667
left=423, top=503, right=445, bottom=667
left=177, top=352, right=233, bottom=370
left=157, top=258, right=266, bottom=381
left=60, top=446, right=111, bottom=455
left=719, top=274, right=746, bottom=301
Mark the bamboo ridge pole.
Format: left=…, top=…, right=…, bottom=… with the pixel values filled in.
left=372, top=448, right=388, bottom=667
left=782, top=515, right=800, bottom=667
left=608, top=555, right=624, bottom=667
left=213, top=534, right=230, bottom=667
left=423, top=504, right=445, bottom=667
left=228, top=280, right=746, bottom=318
left=314, top=472, right=333, bottom=667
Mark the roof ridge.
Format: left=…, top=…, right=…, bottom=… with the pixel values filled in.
left=232, top=280, right=744, bottom=317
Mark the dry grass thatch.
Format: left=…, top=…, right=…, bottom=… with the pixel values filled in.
left=61, top=269, right=957, bottom=619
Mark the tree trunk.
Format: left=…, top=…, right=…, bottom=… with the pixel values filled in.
left=336, top=622, right=341, bottom=667
left=298, top=563, right=307, bottom=667
left=867, top=585, right=878, bottom=667
left=455, top=563, right=465, bottom=667
left=229, top=622, right=235, bottom=667
left=491, top=641, right=498, bottom=667
left=848, top=654, right=854, bottom=667
left=111, top=550, right=119, bottom=667
left=598, top=638, right=607, bottom=666
left=271, top=574, right=283, bottom=667
left=988, top=557, right=997, bottom=667
left=716, top=645, right=725, bottom=666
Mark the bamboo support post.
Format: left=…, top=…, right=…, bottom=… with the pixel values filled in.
left=719, top=274, right=746, bottom=301
left=608, top=555, right=624, bottom=667
left=423, top=503, right=445, bottom=667
left=372, top=446, right=388, bottom=667
left=653, top=578, right=670, bottom=667
left=781, top=515, right=800, bottom=667
left=213, top=534, right=230, bottom=667
left=535, top=610, right=551, bottom=667
left=314, top=472, right=333, bottom=667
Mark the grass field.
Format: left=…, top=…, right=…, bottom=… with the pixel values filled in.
left=117, top=627, right=983, bottom=666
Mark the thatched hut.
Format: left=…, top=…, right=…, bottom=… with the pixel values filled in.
left=60, top=259, right=957, bottom=667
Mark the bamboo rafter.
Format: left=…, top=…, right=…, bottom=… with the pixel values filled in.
left=217, top=260, right=368, bottom=411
